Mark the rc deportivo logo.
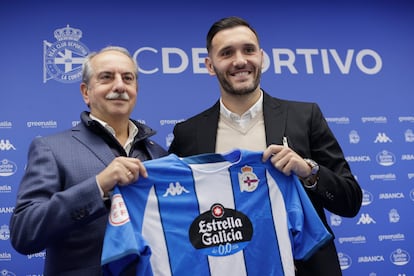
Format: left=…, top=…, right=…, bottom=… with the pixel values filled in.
left=43, top=25, right=90, bottom=83
left=238, top=165, right=259, bottom=192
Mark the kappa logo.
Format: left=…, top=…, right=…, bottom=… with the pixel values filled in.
left=43, top=25, right=90, bottom=83
left=163, top=182, right=189, bottom=197
left=357, top=213, right=376, bottom=225
left=374, top=132, right=392, bottom=143
left=0, top=139, right=16, bottom=151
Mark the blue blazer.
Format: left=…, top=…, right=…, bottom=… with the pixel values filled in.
left=10, top=115, right=167, bottom=275
left=169, top=91, right=362, bottom=276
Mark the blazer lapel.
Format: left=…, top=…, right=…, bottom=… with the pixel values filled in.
left=197, top=101, right=220, bottom=153
left=71, top=124, right=116, bottom=166
left=262, top=91, right=289, bottom=147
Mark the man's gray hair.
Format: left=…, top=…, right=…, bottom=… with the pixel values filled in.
left=81, top=46, right=138, bottom=85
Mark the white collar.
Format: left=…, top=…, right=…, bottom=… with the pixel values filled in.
left=219, top=91, right=263, bottom=124
left=89, top=114, right=138, bottom=151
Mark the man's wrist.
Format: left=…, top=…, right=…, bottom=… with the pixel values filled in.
left=96, top=176, right=112, bottom=199
left=301, top=158, right=319, bottom=190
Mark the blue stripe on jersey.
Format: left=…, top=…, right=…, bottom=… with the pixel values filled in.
left=228, top=156, right=290, bottom=276
left=153, top=166, right=210, bottom=275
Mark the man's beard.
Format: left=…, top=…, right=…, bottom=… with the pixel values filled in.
left=215, top=67, right=261, bottom=96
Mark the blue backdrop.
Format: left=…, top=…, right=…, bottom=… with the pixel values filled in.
left=1, top=1, right=413, bottom=275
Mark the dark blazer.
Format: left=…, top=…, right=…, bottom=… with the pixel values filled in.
left=10, top=113, right=167, bottom=276
left=169, top=91, right=362, bottom=276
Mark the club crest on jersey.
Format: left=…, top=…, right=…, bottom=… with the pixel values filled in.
left=43, top=25, right=90, bottom=83
left=188, top=203, right=253, bottom=257
left=109, top=194, right=130, bottom=226
left=238, top=165, right=259, bottom=192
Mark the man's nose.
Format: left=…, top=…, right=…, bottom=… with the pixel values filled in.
left=113, top=74, right=126, bottom=91
left=233, top=52, right=248, bottom=67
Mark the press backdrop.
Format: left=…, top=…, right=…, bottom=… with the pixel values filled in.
left=1, top=1, right=413, bottom=275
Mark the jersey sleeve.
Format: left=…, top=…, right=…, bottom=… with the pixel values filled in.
left=286, top=175, right=332, bottom=260
left=101, top=186, right=153, bottom=275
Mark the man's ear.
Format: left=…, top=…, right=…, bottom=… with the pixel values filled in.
left=80, top=83, right=90, bottom=106
left=205, top=57, right=216, bottom=76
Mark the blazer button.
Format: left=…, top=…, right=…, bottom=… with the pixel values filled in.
left=78, top=208, right=86, bottom=219
left=71, top=208, right=90, bottom=220
left=325, top=191, right=334, bottom=201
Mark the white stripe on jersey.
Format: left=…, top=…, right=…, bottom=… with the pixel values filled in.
left=266, top=170, right=295, bottom=276
left=191, top=162, right=247, bottom=276
left=142, top=186, right=171, bottom=276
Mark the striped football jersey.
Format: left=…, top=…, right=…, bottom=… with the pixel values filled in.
left=102, top=149, right=332, bottom=276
